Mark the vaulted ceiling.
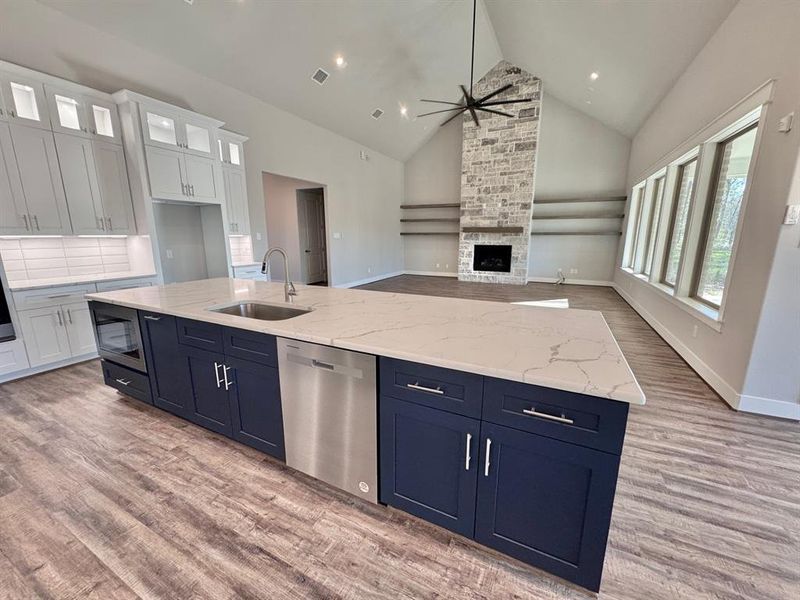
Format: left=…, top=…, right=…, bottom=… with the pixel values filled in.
left=39, top=0, right=737, bottom=161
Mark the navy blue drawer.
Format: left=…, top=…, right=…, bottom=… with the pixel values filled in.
left=223, top=328, right=277, bottom=367
left=176, top=318, right=224, bottom=351
left=102, top=360, right=152, bottom=404
left=379, top=357, right=483, bottom=418
left=482, top=378, right=628, bottom=455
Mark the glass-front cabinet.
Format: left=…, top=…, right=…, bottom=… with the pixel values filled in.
left=0, top=74, right=50, bottom=130
left=44, top=85, right=122, bottom=143
left=140, top=103, right=216, bottom=158
left=218, top=131, right=245, bottom=167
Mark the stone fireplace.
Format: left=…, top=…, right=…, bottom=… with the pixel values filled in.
left=458, top=61, right=541, bottom=284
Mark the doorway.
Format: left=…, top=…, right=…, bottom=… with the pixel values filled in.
left=296, top=189, right=328, bottom=285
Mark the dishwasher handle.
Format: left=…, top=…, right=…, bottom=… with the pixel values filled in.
left=285, top=352, right=365, bottom=379
left=311, top=359, right=335, bottom=370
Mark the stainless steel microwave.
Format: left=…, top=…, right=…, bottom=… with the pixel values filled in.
left=89, top=302, right=147, bottom=373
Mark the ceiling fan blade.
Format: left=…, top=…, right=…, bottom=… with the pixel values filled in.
left=476, top=83, right=513, bottom=104
left=460, top=85, right=474, bottom=104
left=440, top=108, right=467, bottom=127
left=476, top=107, right=514, bottom=118
left=467, top=106, right=480, bottom=127
left=417, top=107, right=465, bottom=117
left=420, top=99, right=464, bottom=106
left=480, top=97, right=533, bottom=107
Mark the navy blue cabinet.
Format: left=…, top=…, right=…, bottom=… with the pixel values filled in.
left=475, top=422, right=620, bottom=592
left=227, top=357, right=285, bottom=460
left=380, top=397, right=480, bottom=537
left=139, top=312, right=192, bottom=419
left=183, top=345, right=233, bottom=437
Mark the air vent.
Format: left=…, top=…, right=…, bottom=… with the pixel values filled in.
left=371, top=108, right=384, bottom=120
left=311, top=68, right=330, bottom=85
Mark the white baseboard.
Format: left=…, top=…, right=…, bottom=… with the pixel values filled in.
left=335, top=270, right=405, bottom=289
left=0, top=352, right=98, bottom=384
left=613, top=284, right=741, bottom=409
left=404, top=270, right=458, bottom=278
left=527, top=276, right=614, bottom=287
left=738, top=394, right=800, bottom=421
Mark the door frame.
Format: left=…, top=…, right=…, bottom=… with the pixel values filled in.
left=295, top=187, right=328, bottom=285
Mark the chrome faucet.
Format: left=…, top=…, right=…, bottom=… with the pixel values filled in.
left=261, top=247, right=297, bottom=303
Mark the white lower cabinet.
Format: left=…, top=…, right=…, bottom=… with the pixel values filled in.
left=17, top=306, right=72, bottom=367
left=62, top=301, right=96, bottom=356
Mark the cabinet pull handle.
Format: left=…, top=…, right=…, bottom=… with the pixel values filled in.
left=115, top=378, right=131, bottom=386
left=22, top=214, right=30, bottom=231
left=484, top=438, right=492, bottom=477
left=47, top=294, right=71, bottom=299
left=223, top=365, right=233, bottom=390
left=406, top=382, right=444, bottom=395
left=97, top=216, right=105, bottom=230
left=10, top=109, right=15, bottom=117
left=143, top=315, right=161, bottom=321
left=465, top=432, right=472, bottom=471
left=33, top=215, right=40, bottom=230
left=106, top=217, right=112, bottom=231
left=66, top=308, right=73, bottom=324
left=522, top=408, right=574, bottom=425
left=213, top=361, right=223, bottom=389
left=181, top=183, right=187, bottom=196
left=56, top=310, right=63, bottom=327
left=189, top=184, right=195, bottom=196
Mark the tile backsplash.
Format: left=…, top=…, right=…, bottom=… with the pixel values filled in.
left=0, top=237, right=131, bottom=282
left=229, top=234, right=254, bottom=265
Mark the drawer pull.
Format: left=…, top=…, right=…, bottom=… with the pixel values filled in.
left=143, top=315, right=161, bottom=321
left=465, top=432, right=472, bottom=471
left=115, top=378, right=132, bottom=386
left=484, top=437, right=492, bottom=477
left=47, top=294, right=72, bottom=299
left=522, top=408, right=574, bottom=425
left=407, top=382, right=444, bottom=395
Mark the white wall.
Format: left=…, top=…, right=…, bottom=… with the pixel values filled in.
left=615, top=0, right=800, bottom=416
left=403, top=92, right=631, bottom=282
left=0, top=0, right=403, bottom=288
left=262, top=172, right=322, bottom=283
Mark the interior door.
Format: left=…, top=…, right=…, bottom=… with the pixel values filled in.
left=0, top=75, right=50, bottom=130
left=9, top=124, right=71, bottom=234
left=0, top=122, right=29, bottom=234
left=63, top=301, right=97, bottom=356
left=93, top=140, right=135, bottom=233
left=54, top=132, right=104, bottom=234
left=17, top=307, right=72, bottom=367
left=297, top=189, right=326, bottom=283
left=184, top=154, right=221, bottom=203
left=145, top=145, right=186, bottom=201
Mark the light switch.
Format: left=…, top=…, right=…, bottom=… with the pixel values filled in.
left=783, top=204, right=800, bottom=225
left=778, top=112, right=794, bottom=133
left=333, top=232, right=342, bottom=239
left=166, top=249, right=174, bottom=259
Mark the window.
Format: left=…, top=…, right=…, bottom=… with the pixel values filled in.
left=662, top=158, right=697, bottom=287
left=693, top=124, right=758, bottom=307
left=642, top=176, right=665, bottom=277
left=625, top=184, right=647, bottom=268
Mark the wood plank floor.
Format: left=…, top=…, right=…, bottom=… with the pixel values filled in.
left=0, top=275, right=797, bottom=599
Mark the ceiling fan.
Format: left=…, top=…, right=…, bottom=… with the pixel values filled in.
left=417, top=0, right=532, bottom=127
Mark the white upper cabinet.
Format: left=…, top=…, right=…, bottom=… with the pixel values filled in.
left=0, top=74, right=50, bottom=130
left=183, top=121, right=214, bottom=157
left=217, top=131, right=245, bottom=168
left=0, top=123, right=28, bottom=234
left=88, top=98, right=121, bottom=143
left=92, top=140, right=135, bottom=233
left=184, top=154, right=221, bottom=203
left=45, top=85, right=123, bottom=144
left=55, top=132, right=104, bottom=234
left=140, top=103, right=216, bottom=159
left=142, top=107, right=180, bottom=151
left=145, top=146, right=187, bottom=202
left=223, top=167, right=249, bottom=234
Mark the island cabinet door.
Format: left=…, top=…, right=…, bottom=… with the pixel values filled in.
left=226, top=356, right=285, bottom=461
left=140, top=312, right=192, bottom=419
left=379, top=396, right=480, bottom=538
left=183, top=345, right=233, bottom=436
left=475, top=422, right=620, bottom=592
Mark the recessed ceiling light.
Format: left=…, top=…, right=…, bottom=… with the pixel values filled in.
left=590, top=72, right=599, bottom=81
left=335, top=55, right=346, bottom=68
left=400, top=105, right=408, bottom=117
left=585, top=100, right=592, bottom=105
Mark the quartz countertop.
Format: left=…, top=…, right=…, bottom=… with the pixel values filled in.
left=9, top=272, right=158, bottom=292
left=86, top=278, right=645, bottom=405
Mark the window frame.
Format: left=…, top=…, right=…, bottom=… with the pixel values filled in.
left=660, top=155, right=699, bottom=289
left=642, top=173, right=666, bottom=278
left=690, top=121, right=759, bottom=309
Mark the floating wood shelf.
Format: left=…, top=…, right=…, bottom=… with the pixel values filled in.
left=533, top=196, right=627, bottom=205
left=400, top=232, right=459, bottom=236
left=400, top=203, right=461, bottom=209
left=461, top=226, right=524, bottom=234
left=532, top=213, right=625, bottom=220
left=531, top=231, right=622, bottom=236
left=400, top=218, right=460, bottom=223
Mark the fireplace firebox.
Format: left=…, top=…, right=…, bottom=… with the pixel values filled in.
left=473, top=245, right=512, bottom=273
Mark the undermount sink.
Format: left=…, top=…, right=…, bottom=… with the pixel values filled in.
left=209, top=301, right=312, bottom=321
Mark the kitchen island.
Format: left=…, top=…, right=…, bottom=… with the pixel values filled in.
left=87, top=278, right=644, bottom=592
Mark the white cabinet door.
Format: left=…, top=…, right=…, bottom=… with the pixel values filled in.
left=0, top=122, right=30, bottom=234
left=139, top=105, right=182, bottom=151
left=9, top=124, right=71, bottom=234
left=87, top=98, right=121, bottom=144
left=0, top=83, right=7, bottom=122
left=0, top=75, right=51, bottom=130
left=184, top=154, right=222, bottom=203
left=182, top=119, right=214, bottom=158
left=54, top=132, right=104, bottom=234
left=45, top=85, right=90, bottom=138
left=63, top=301, right=97, bottom=356
left=225, top=166, right=249, bottom=233
left=145, top=145, right=187, bottom=201
left=93, top=140, right=135, bottom=234
left=18, top=307, right=71, bottom=367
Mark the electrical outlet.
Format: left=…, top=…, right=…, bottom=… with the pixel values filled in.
left=445, top=263, right=449, bottom=269
left=166, top=249, right=174, bottom=259
left=569, top=268, right=578, bottom=275
left=333, top=232, right=342, bottom=240
left=255, top=232, right=262, bottom=241
left=692, top=325, right=698, bottom=338
left=436, top=263, right=440, bottom=268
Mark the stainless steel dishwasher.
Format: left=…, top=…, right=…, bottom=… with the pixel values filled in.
left=277, top=338, right=378, bottom=503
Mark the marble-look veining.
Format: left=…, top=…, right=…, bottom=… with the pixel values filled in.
left=86, top=278, right=645, bottom=404
left=9, top=271, right=158, bottom=291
